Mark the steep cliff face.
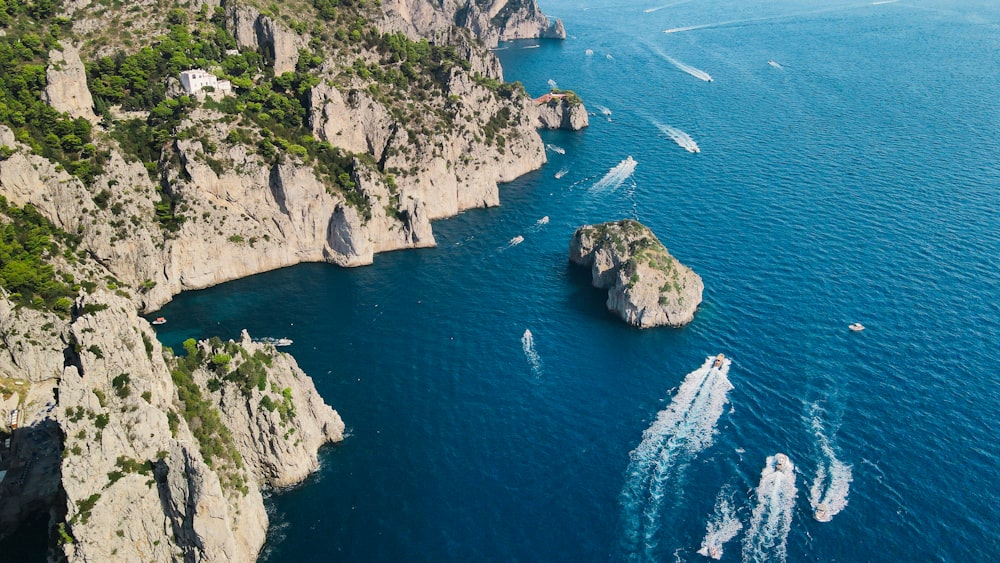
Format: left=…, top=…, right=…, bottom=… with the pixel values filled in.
left=42, top=45, right=97, bottom=123
left=570, top=220, right=704, bottom=328
left=0, top=290, right=344, bottom=561
left=382, top=0, right=566, bottom=48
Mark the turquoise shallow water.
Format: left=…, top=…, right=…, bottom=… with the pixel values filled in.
left=153, top=1, right=1000, bottom=560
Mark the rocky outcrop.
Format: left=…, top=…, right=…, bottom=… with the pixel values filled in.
left=0, top=290, right=347, bottom=561
left=570, top=220, right=703, bottom=328
left=42, top=44, right=97, bottom=122
left=224, top=1, right=307, bottom=75
left=533, top=94, right=589, bottom=131
left=382, top=0, right=566, bottom=49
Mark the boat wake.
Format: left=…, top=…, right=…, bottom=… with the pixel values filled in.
left=546, top=144, right=566, bottom=155
left=594, top=104, right=613, bottom=116
left=620, top=356, right=734, bottom=560
left=497, top=235, right=524, bottom=252
left=547, top=78, right=559, bottom=90
left=522, top=329, right=542, bottom=376
left=697, top=487, right=742, bottom=560
left=664, top=5, right=866, bottom=35
left=529, top=216, right=550, bottom=232
left=742, top=454, right=798, bottom=563
left=590, top=157, right=637, bottom=193
left=645, top=1, right=691, bottom=13
left=554, top=167, right=569, bottom=179
left=768, top=60, right=784, bottom=70
left=808, top=404, right=852, bottom=522
left=654, top=122, right=700, bottom=153
left=659, top=52, right=713, bottom=82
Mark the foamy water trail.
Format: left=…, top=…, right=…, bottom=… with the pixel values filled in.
left=521, top=329, right=542, bottom=376
left=872, top=0, right=899, bottom=4
left=555, top=167, right=569, bottom=179
left=742, top=455, right=798, bottom=563
left=534, top=216, right=550, bottom=228
left=590, top=157, right=637, bottom=193
left=808, top=405, right=853, bottom=522
left=546, top=144, right=566, bottom=155
left=621, top=357, right=734, bottom=559
left=660, top=53, right=713, bottom=82
left=606, top=53, right=615, bottom=60
left=698, top=487, right=742, bottom=559
left=653, top=122, right=700, bottom=153
left=497, top=235, right=524, bottom=252
left=645, top=1, right=691, bottom=13
left=547, top=78, right=559, bottom=90
left=768, top=60, right=784, bottom=69
left=664, top=5, right=867, bottom=34
left=594, top=104, right=613, bottom=116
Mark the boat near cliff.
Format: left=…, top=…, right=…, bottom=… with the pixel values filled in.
left=151, top=317, right=166, bottom=325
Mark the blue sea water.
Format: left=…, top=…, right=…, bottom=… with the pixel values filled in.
left=153, top=1, right=1000, bottom=560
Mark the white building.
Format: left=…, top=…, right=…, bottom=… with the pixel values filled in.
left=179, top=69, right=232, bottom=96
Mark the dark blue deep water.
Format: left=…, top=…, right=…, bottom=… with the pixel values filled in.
left=153, top=1, right=1000, bottom=560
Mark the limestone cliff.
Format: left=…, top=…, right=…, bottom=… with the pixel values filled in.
left=382, top=0, right=566, bottom=49
left=42, top=45, right=97, bottom=123
left=0, top=290, right=343, bottom=561
left=570, top=220, right=703, bottom=328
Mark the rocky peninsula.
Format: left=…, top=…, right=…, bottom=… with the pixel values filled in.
left=570, top=220, right=703, bottom=328
left=0, top=0, right=581, bottom=559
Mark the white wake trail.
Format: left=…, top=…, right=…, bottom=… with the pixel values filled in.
left=768, top=60, right=784, bottom=70
left=590, top=157, right=637, bottom=193
left=546, top=144, right=566, bottom=155
left=594, top=104, right=613, bottom=116
left=808, top=405, right=853, bottom=522
left=554, top=167, right=569, bottom=179
left=645, top=1, right=692, bottom=13
left=653, top=122, right=700, bottom=153
left=620, top=357, right=734, bottom=559
left=497, top=235, right=524, bottom=252
left=660, top=53, right=713, bottom=82
left=698, top=487, right=742, bottom=559
left=742, top=454, right=798, bottom=563
left=547, top=78, right=559, bottom=90
left=521, top=329, right=542, bottom=376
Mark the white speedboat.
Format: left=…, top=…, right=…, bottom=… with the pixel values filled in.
left=849, top=323, right=865, bottom=332
left=774, top=453, right=792, bottom=473
left=151, top=317, right=166, bottom=325
left=814, top=502, right=832, bottom=522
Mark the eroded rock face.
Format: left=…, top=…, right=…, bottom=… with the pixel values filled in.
left=42, top=44, right=97, bottom=122
left=570, top=220, right=703, bottom=328
left=382, top=0, right=565, bottom=48
left=533, top=96, right=590, bottom=131
left=14, top=290, right=347, bottom=562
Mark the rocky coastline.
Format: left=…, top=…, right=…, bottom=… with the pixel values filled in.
left=570, top=220, right=703, bottom=328
left=0, top=0, right=580, bottom=560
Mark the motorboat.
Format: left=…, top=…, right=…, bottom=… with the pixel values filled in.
left=697, top=544, right=722, bottom=559
left=713, top=353, right=725, bottom=368
left=849, top=323, right=865, bottom=332
left=814, top=502, right=832, bottom=522
left=774, top=453, right=791, bottom=473
left=151, top=317, right=167, bottom=325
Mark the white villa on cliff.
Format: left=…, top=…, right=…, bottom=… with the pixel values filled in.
left=179, top=69, right=232, bottom=95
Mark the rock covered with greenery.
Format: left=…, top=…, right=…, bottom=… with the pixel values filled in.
left=1, top=289, right=343, bottom=561
left=570, top=220, right=703, bottom=328
left=533, top=89, right=589, bottom=130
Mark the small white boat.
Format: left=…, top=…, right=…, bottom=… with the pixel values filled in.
left=151, top=317, right=167, bottom=325
left=713, top=353, right=726, bottom=368
left=849, top=323, right=865, bottom=332
left=774, top=453, right=792, bottom=473
left=273, top=338, right=293, bottom=347
left=814, top=502, right=832, bottom=522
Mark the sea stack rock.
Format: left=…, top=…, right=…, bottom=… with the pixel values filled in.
left=533, top=91, right=589, bottom=131
left=569, top=220, right=703, bottom=328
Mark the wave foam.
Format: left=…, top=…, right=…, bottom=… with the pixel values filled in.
left=808, top=405, right=853, bottom=522
left=742, top=454, right=798, bottom=563
left=621, top=357, right=734, bottom=559
left=521, top=329, right=542, bottom=376
left=697, top=487, right=742, bottom=559
left=590, top=157, right=637, bottom=193
left=654, top=122, right=701, bottom=153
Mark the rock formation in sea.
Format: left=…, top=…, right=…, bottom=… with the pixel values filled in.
left=570, top=220, right=703, bottom=328
left=0, top=0, right=576, bottom=558
left=533, top=91, right=590, bottom=131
